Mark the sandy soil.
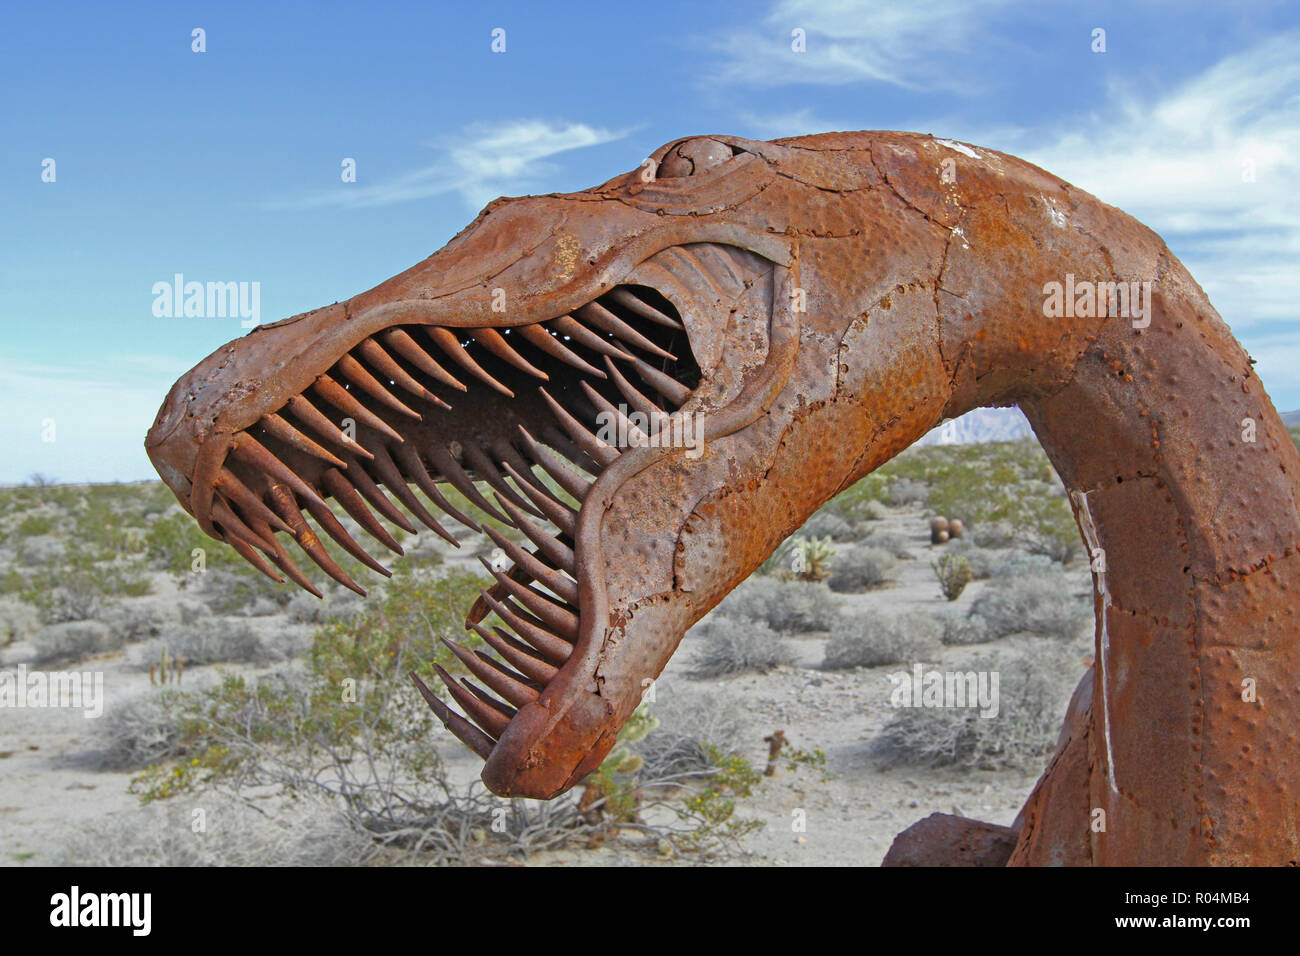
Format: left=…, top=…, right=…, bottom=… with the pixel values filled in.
left=0, top=508, right=1087, bottom=866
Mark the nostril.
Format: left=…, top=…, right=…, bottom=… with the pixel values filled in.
left=657, top=137, right=735, bottom=178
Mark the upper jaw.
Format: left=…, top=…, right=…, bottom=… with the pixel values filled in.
left=145, top=191, right=796, bottom=796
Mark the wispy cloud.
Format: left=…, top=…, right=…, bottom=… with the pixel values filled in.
left=1002, top=31, right=1300, bottom=333
left=710, top=0, right=1018, bottom=91
left=268, top=119, right=633, bottom=212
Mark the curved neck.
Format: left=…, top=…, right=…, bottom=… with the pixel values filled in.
left=1018, top=282, right=1300, bottom=865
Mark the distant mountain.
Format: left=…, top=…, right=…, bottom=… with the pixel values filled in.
left=917, top=406, right=1034, bottom=446
left=1281, top=410, right=1300, bottom=428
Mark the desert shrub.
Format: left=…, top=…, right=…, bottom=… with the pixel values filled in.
left=940, top=612, right=994, bottom=646
left=1021, top=495, right=1082, bottom=564
left=98, top=597, right=211, bottom=645
left=947, top=540, right=997, bottom=579
left=96, top=689, right=196, bottom=770
left=716, top=576, right=840, bottom=633
left=135, top=619, right=295, bottom=668
left=827, top=545, right=897, bottom=593
left=54, top=799, right=374, bottom=867
left=871, top=645, right=1078, bottom=772
left=802, top=510, right=858, bottom=542
left=635, top=687, right=749, bottom=778
left=971, top=520, right=1019, bottom=549
left=932, top=553, right=973, bottom=601
left=887, top=478, right=930, bottom=507
left=0, top=597, right=39, bottom=646
left=191, top=566, right=294, bottom=616
left=991, top=553, right=1056, bottom=579
left=16, top=513, right=57, bottom=537
left=18, top=535, right=64, bottom=566
left=970, top=571, right=1091, bottom=641
left=31, top=620, right=119, bottom=663
left=823, top=611, right=942, bottom=669
left=689, top=617, right=796, bottom=678
left=861, top=530, right=913, bottom=559
left=859, top=499, right=889, bottom=521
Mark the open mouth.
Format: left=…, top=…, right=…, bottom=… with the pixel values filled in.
left=164, top=242, right=779, bottom=776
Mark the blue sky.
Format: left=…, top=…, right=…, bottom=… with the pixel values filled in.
left=3, top=0, right=1297, bottom=483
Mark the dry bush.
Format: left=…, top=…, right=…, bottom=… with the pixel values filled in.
left=31, top=620, right=119, bottom=663
left=871, top=643, right=1079, bottom=772
left=970, top=570, right=1092, bottom=642
left=0, top=597, right=39, bottom=646
left=689, top=617, right=797, bottom=679
left=861, top=530, right=913, bottom=560
left=823, top=611, right=943, bottom=669
left=716, top=576, right=840, bottom=633
left=827, top=545, right=897, bottom=593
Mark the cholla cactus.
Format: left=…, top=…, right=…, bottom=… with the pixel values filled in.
left=932, top=553, right=973, bottom=601
left=790, top=535, right=836, bottom=581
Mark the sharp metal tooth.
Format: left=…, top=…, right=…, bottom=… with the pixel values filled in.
left=425, top=327, right=514, bottom=397
left=538, top=387, right=620, bottom=468
left=630, top=357, right=693, bottom=407
left=499, top=461, right=577, bottom=537
left=442, top=638, right=541, bottom=708
left=426, top=446, right=512, bottom=525
left=493, top=441, right=551, bottom=497
left=312, top=374, right=406, bottom=442
left=368, top=445, right=460, bottom=547
left=301, top=494, right=391, bottom=577
left=469, top=623, right=559, bottom=684
left=356, top=338, right=451, bottom=409
left=433, top=665, right=511, bottom=738
left=229, top=432, right=329, bottom=512
left=245, top=514, right=323, bottom=598
left=379, top=328, right=467, bottom=392
left=478, top=591, right=573, bottom=665
left=258, top=413, right=347, bottom=467
left=321, top=468, right=406, bottom=555
left=580, top=380, right=650, bottom=448
left=516, top=323, right=607, bottom=378
left=211, top=495, right=278, bottom=552
left=516, top=427, right=593, bottom=502
left=267, top=483, right=366, bottom=596
left=214, top=467, right=294, bottom=534
left=489, top=494, right=576, bottom=574
left=470, top=327, right=549, bottom=380
left=221, top=531, right=285, bottom=584
left=538, top=425, right=596, bottom=475
left=336, top=354, right=422, bottom=420
left=481, top=525, right=578, bottom=605
left=549, top=316, right=636, bottom=362
left=575, top=302, right=676, bottom=361
left=605, top=287, right=683, bottom=329
left=481, top=563, right=578, bottom=642
left=336, top=458, right=419, bottom=535
left=604, top=356, right=668, bottom=422
left=285, top=395, right=375, bottom=460
left=461, top=443, right=542, bottom=518
left=409, top=672, right=495, bottom=759
left=390, top=444, right=480, bottom=534
left=464, top=680, right=518, bottom=720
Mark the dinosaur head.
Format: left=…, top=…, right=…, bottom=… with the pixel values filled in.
left=147, top=131, right=1106, bottom=798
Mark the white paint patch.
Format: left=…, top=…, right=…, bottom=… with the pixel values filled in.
left=1040, top=193, right=1068, bottom=228
left=1071, top=488, right=1120, bottom=797
left=936, top=138, right=980, bottom=158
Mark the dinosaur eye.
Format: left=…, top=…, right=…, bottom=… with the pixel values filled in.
left=656, top=137, right=740, bottom=178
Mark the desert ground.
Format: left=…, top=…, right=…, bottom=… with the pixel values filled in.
left=9, top=433, right=1283, bottom=866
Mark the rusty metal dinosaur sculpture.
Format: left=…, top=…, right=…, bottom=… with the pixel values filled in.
left=146, top=131, right=1300, bottom=866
